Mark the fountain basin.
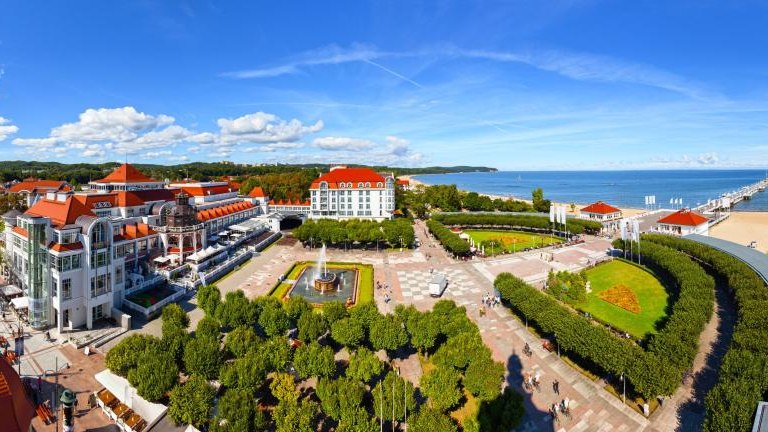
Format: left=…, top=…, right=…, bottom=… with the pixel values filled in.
left=314, top=272, right=338, bottom=292
left=289, top=265, right=359, bottom=305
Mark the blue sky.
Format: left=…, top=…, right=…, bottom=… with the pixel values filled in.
left=1, top=1, right=768, bottom=170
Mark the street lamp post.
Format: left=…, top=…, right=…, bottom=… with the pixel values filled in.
left=621, top=372, right=626, bottom=405
left=554, top=332, right=559, bottom=357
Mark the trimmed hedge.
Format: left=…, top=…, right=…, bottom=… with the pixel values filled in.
left=497, top=239, right=715, bottom=400
left=426, top=220, right=470, bottom=255
left=642, top=234, right=768, bottom=432
left=432, top=213, right=603, bottom=235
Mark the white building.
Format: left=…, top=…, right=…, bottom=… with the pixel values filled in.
left=309, top=166, right=395, bottom=221
left=1, top=164, right=268, bottom=331
left=579, top=201, right=623, bottom=231
left=655, top=209, right=710, bottom=236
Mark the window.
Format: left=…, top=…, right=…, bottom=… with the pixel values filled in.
left=61, top=278, right=72, bottom=300
left=115, top=265, right=123, bottom=284
left=71, top=254, right=81, bottom=269
left=93, top=251, right=109, bottom=267
left=91, top=274, right=111, bottom=298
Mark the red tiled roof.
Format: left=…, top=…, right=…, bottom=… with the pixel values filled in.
left=0, top=357, right=36, bottom=432
left=8, top=180, right=66, bottom=194
left=11, top=226, right=28, bottom=238
left=116, top=223, right=157, bottom=241
left=580, top=201, right=621, bottom=215
left=73, top=193, right=119, bottom=209
left=48, top=241, right=84, bottom=252
left=25, top=196, right=96, bottom=227
left=96, top=163, right=156, bottom=184
left=248, top=187, right=266, bottom=198
left=179, top=185, right=235, bottom=197
left=657, top=209, right=709, bottom=226
left=196, top=201, right=254, bottom=222
left=131, top=188, right=179, bottom=203
left=310, top=167, right=387, bottom=189
left=396, top=179, right=410, bottom=185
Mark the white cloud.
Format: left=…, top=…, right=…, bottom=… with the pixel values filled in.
left=697, top=152, right=719, bottom=165
left=313, top=136, right=374, bottom=151
left=81, top=144, right=106, bottom=158
left=217, top=112, right=323, bottom=144
left=11, top=137, right=58, bottom=149
left=168, top=155, right=189, bottom=162
left=0, top=117, right=19, bottom=141
left=142, top=150, right=173, bottom=159
left=51, top=107, right=174, bottom=142
left=245, top=142, right=306, bottom=152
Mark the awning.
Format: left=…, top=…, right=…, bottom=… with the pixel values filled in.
left=10, top=296, right=29, bottom=309
left=94, top=370, right=167, bottom=430
left=166, top=254, right=180, bottom=261
left=218, top=230, right=230, bottom=236
left=1, top=285, right=22, bottom=297
left=153, top=256, right=170, bottom=263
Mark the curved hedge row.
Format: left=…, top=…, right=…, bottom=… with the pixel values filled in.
left=497, top=239, right=715, bottom=400
left=431, top=213, right=603, bottom=235
left=425, top=220, right=470, bottom=255
left=495, top=273, right=678, bottom=398
left=613, top=240, right=715, bottom=373
left=642, top=234, right=768, bottom=432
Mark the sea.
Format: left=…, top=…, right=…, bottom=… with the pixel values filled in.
left=412, top=170, right=768, bottom=211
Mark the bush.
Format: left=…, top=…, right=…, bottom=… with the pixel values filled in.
left=225, top=326, right=261, bottom=358
left=369, top=314, right=408, bottom=353
left=410, top=407, right=458, bottom=432
left=425, top=219, right=470, bottom=255
left=432, top=212, right=603, bottom=235
left=105, top=334, right=162, bottom=377
left=316, top=377, right=365, bottom=421
left=346, top=347, right=384, bottom=383
left=127, top=350, right=178, bottom=402
left=184, top=336, right=223, bottom=380
left=641, top=234, right=768, bottom=431
left=195, top=316, right=220, bottom=341
left=168, top=374, right=214, bottom=428
left=197, top=284, right=221, bottom=317
left=293, top=342, right=336, bottom=379
left=331, top=317, right=365, bottom=348
left=421, top=367, right=462, bottom=411
left=297, top=311, right=328, bottom=342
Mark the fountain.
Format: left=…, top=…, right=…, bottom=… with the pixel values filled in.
left=286, top=244, right=361, bottom=305
left=313, top=244, right=338, bottom=293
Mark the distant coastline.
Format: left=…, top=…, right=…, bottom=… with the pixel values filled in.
left=411, top=170, right=768, bottom=212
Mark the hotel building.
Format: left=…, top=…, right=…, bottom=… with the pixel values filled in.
left=309, top=166, right=396, bottom=221
left=2, top=164, right=267, bottom=331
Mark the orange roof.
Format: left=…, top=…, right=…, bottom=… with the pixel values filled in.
left=131, top=188, right=179, bottom=203
left=580, top=201, right=621, bottom=215
left=95, top=163, right=156, bottom=184
left=11, top=226, right=28, bottom=238
left=248, top=187, right=267, bottom=198
left=196, top=201, right=254, bottom=222
left=25, top=196, right=96, bottom=227
left=48, top=241, right=83, bottom=252
left=657, top=209, right=709, bottom=226
left=8, top=180, right=66, bottom=194
left=396, top=179, right=410, bottom=185
left=310, top=167, right=386, bottom=189
left=180, top=185, right=234, bottom=197
left=0, top=357, right=35, bottom=432
left=116, top=223, right=156, bottom=241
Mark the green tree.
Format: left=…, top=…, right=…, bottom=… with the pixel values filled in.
left=346, top=347, right=384, bottom=384
left=168, top=374, right=215, bottom=428
left=196, top=316, right=221, bottom=341
left=336, top=407, right=379, bottom=432
left=211, top=388, right=268, bottom=432
left=476, top=388, right=524, bottom=431
left=270, top=372, right=300, bottom=403
left=297, top=311, right=329, bottom=342
left=127, top=350, right=178, bottom=402
left=349, top=302, right=380, bottom=330
left=369, top=314, right=408, bottom=354
left=410, top=408, right=458, bottom=432
left=421, top=367, right=463, bottom=411
left=406, top=310, right=440, bottom=357
left=105, top=334, right=162, bottom=377
left=322, top=301, right=349, bottom=324
left=217, top=290, right=257, bottom=328
left=284, top=296, right=312, bottom=322
left=331, top=317, right=365, bottom=348
left=184, top=336, right=223, bottom=380
left=316, top=377, right=365, bottom=420
left=372, top=371, right=417, bottom=422
left=255, top=336, right=293, bottom=372
left=225, top=326, right=261, bottom=358
left=293, top=342, right=336, bottom=379
left=274, top=399, right=318, bottom=432
left=220, top=350, right=269, bottom=389
left=197, top=284, right=221, bottom=317
left=162, top=325, right=190, bottom=368
left=531, top=187, right=551, bottom=213
left=258, top=301, right=291, bottom=337
left=433, top=332, right=489, bottom=370
left=463, top=358, right=504, bottom=401
left=161, top=303, right=190, bottom=334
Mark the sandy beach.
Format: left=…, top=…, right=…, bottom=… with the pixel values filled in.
left=710, top=211, right=768, bottom=253
left=400, top=175, right=646, bottom=217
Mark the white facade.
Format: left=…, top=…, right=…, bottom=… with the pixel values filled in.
left=309, top=168, right=396, bottom=221
left=655, top=222, right=709, bottom=236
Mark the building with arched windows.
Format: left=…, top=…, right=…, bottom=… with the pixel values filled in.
left=308, top=166, right=396, bottom=221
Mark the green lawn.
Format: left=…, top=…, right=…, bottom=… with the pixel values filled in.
left=578, top=260, right=669, bottom=339
left=464, top=230, right=562, bottom=255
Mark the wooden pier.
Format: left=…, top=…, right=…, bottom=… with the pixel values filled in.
left=692, top=178, right=768, bottom=227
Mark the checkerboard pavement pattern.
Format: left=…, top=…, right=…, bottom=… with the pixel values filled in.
left=396, top=267, right=484, bottom=302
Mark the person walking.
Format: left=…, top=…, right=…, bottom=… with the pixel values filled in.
left=553, top=379, right=560, bottom=395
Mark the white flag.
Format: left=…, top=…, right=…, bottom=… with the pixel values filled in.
left=669, top=197, right=673, bottom=205
left=678, top=198, right=682, bottom=206
left=560, top=206, right=567, bottom=225
left=632, top=220, right=640, bottom=242
left=651, top=195, right=656, bottom=205
left=620, top=219, right=627, bottom=240
left=644, top=196, right=648, bottom=206
left=549, top=205, right=555, bottom=223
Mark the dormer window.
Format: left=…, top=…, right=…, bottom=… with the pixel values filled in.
left=365, top=182, right=370, bottom=188
left=358, top=182, right=364, bottom=188
left=377, top=182, right=383, bottom=188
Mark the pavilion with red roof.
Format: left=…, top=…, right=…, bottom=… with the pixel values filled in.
left=656, top=208, right=710, bottom=236
left=579, top=201, right=623, bottom=231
